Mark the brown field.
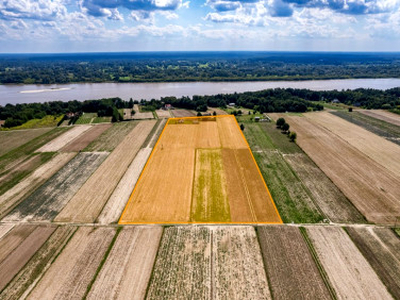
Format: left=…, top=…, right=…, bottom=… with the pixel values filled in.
left=0, top=226, right=55, bottom=291
left=0, top=153, right=75, bottom=218
left=171, top=109, right=196, bottom=117
left=97, top=148, right=152, bottom=224
left=258, top=226, right=332, bottom=299
left=0, top=226, right=76, bottom=299
left=60, top=124, right=111, bottom=152
left=36, top=125, right=91, bottom=152
left=306, top=227, right=392, bottom=299
left=281, top=114, right=400, bottom=224
left=0, top=128, right=52, bottom=157
left=147, top=226, right=271, bottom=299
left=346, top=227, right=400, bottom=298
left=359, top=109, right=400, bottom=127
left=284, top=153, right=365, bottom=223
left=207, top=107, right=229, bottom=115
left=55, top=121, right=155, bottom=223
left=305, top=112, right=400, bottom=178
left=87, top=227, right=162, bottom=300
left=0, top=225, right=13, bottom=241
left=132, top=105, right=154, bottom=119
left=120, top=115, right=280, bottom=223
left=28, top=227, right=115, bottom=299
left=155, top=109, right=171, bottom=118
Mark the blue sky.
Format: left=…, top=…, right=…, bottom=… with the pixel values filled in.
left=0, top=0, right=399, bottom=52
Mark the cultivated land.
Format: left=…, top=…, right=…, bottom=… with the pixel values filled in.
left=0, top=128, right=52, bottom=157
left=36, top=125, right=91, bottom=152
left=0, top=225, right=37, bottom=264
left=346, top=227, right=400, bottom=298
left=359, top=109, right=400, bottom=127
left=155, top=109, right=171, bottom=118
left=120, top=116, right=281, bottom=224
left=4, top=152, right=108, bottom=222
left=305, top=112, right=400, bottom=178
left=280, top=114, right=400, bottom=224
left=306, top=227, right=392, bottom=299
left=60, top=124, right=111, bottom=152
left=27, top=227, right=115, bottom=299
left=87, top=227, right=162, bottom=300
left=55, top=121, right=155, bottom=223
left=132, top=105, right=154, bottom=120
left=0, top=225, right=13, bottom=240
left=258, top=226, right=332, bottom=299
left=171, top=109, right=196, bottom=117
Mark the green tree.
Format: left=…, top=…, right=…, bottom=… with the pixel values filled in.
left=276, top=117, right=286, bottom=128
left=240, top=124, right=245, bottom=131
left=289, top=131, right=297, bottom=142
left=282, top=122, right=290, bottom=133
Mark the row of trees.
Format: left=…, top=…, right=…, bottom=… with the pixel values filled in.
left=276, top=117, right=297, bottom=142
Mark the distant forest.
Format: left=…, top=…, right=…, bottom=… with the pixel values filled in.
left=2, top=87, right=400, bottom=128
left=1, top=52, right=400, bottom=84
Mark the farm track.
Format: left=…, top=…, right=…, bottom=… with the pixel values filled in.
left=306, top=227, right=392, bottom=299
left=359, top=109, right=400, bottom=127
left=0, top=153, right=75, bottom=219
left=258, top=226, right=332, bottom=299
left=3, top=153, right=108, bottom=222
left=27, top=227, right=115, bottom=299
left=346, top=227, right=400, bottom=298
left=87, top=227, right=162, bottom=300
left=60, top=124, right=112, bottom=152
left=36, top=125, right=91, bottom=152
left=55, top=121, right=156, bottom=223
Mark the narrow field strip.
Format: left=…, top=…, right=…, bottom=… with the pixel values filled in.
left=86, top=227, right=162, bottom=300
left=0, top=153, right=75, bottom=219
left=359, top=109, right=400, bottom=127
left=27, top=227, right=115, bottom=299
left=0, top=225, right=13, bottom=241
left=55, top=121, right=156, bottom=223
left=306, top=227, right=392, bottom=299
left=4, top=152, right=108, bottom=222
left=61, top=124, right=112, bottom=152
left=36, top=125, right=91, bottom=152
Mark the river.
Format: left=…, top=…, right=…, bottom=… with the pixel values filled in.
left=1, top=78, right=400, bottom=106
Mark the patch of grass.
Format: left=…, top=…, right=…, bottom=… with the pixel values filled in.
left=75, top=113, right=96, bottom=124
left=1, top=115, right=64, bottom=130
left=395, top=228, right=400, bottom=237
left=92, top=116, right=112, bottom=123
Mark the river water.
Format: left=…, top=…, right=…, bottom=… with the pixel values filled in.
left=1, top=78, right=400, bottom=106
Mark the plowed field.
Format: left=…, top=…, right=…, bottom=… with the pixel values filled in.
left=61, top=124, right=111, bottom=152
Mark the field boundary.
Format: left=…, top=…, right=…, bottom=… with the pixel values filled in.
left=119, top=115, right=282, bottom=224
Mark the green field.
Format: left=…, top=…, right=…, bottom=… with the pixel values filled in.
left=1, top=115, right=64, bottom=130
left=92, top=116, right=112, bottom=123
left=76, top=113, right=97, bottom=124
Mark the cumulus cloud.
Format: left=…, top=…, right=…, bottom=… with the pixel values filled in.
left=0, top=0, right=67, bottom=20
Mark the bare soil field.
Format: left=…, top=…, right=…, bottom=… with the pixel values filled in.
left=281, top=114, right=400, bottom=224
left=0, top=153, right=75, bottom=219
left=284, top=153, right=365, bottom=223
left=0, top=226, right=76, bottom=299
left=28, top=227, right=115, bottom=300
left=97, top=148, right=152, bottom=224
left=133, top=104, right=155, bottom=120
left=87, top=227, right=162, bottom=300
left=4, top=152, right=108, bottom=222
left=207, top=107, right=228, bottom=115
left=258, top=226, right=332, bottom=299
left=217, top=116, right=248, bottom=149
left=306, top=227, right=392, bottom=299
left=61, top=124, right=111, bottom=152
left=84, top=121, right=138, bottom=152
left=0, top=226, right=55, bottom=291
left=0, top=128, right=52, bottom=157
left=171, top=109, right=196, bottom=117
left=0, top=225, right=13, bottom=241
left=305, top=112, right=400, bottom=178
left=346, top=227, right=400, bottom=298
left=155, top=109, right=171, bottom=118
left=36, top=125, right=91, bottom=152
left=55, top=121, right=155, bottom=223
left=359, top=109, right=400, bottom=127
left=147, top=226, right=271, bottom=299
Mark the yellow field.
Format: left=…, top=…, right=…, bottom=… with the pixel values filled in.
left=119, top=115, right=281, bottom=224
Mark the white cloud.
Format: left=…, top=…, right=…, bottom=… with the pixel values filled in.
left=0, top=0, right=67, bottom=20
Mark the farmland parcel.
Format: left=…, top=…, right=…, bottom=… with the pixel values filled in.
left=120, top=115, right=281, bottom=224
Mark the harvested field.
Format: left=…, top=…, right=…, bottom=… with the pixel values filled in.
left=171, top=109, right=196, bottom=117
left=359, top=109, right=400, bottom=127
left=155, top=109, right=171, bottom=118
left=97, top=148, right=152, bottom=224
left=191, top=149, right=230, bottom=222
left=217, top=116, right=248, bottom=149
left=55, top=121, right=155, bottom=223
left=36, top=125, right=91, bottom=152
left=282, top=114, right=400, bottom=224
left=147, top=226, right=271, bottom=299
left=4, top=152, right=108, bottom=222
left=207, top=107, right=228, bottom=115
left=0, top=226, right=76, bottom=299
left=0, top=226, right=55, bottom=291
left=133, top=104, right=155, bottom=120
left=346, top=227, right=400, bottom=298
left=0, top=153, right=75, bottom=219
left=61, top=124, right=111, bottom=152
left=84, top=121, right=138, bottom=152
left=305, top=112, right=400, bottom=178
left=284, top=153, right=365, bottom=223
left=87, top=227, right=162, bottom=300
left=120, top=116, right=280, bottom=223
left=0, top=128, right=52, bottom=157
left=0, top=225, right=36, bottom=264
left=306, top=227, right=392, bottom=299
left=0, top=225, right=13, bottom=241
left=28, top=227, right=115, bottom=300
left=258, top=226, right=332, bottom=299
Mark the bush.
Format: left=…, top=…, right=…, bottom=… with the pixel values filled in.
left=276, top=117, right=285, bottom=128
left=289, top=132, right=297, bottom=142
left=282, top=122, right=290, bottom=133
